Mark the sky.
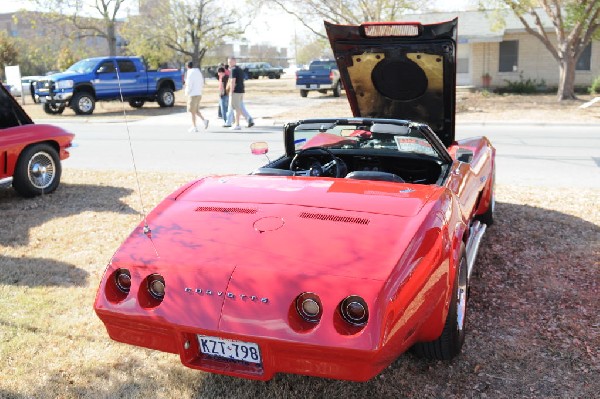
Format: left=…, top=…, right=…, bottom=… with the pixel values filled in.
left=3, top=0, right=475, bottom=49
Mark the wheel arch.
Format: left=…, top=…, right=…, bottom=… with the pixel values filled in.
left=72, top=83, right=96, bottom=98
left=156, top=78, right=175, bottom=92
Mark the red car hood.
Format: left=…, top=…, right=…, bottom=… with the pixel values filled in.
left=112, top=175, right=444, bottom=282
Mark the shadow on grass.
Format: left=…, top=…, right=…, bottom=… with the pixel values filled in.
left=0, top=255, right=88, bottom=287
left=0, top=182, right=137, bottom=247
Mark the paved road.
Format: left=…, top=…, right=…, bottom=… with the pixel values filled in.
left=48, top=110, right=600, bottom=188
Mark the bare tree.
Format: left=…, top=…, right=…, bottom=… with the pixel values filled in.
left=125, top=0, right=254, bottom=68
left=487, top=0, right=600, bottom=100
left=31, top=0, right=129, bottom=56
left=266, top=0, right=429, bottom=39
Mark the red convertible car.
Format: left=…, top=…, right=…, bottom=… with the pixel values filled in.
left=94, top=19, right=495, bottom=381
left=0, top=80, right=74, bottom=197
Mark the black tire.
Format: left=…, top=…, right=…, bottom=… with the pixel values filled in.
left=476, top=170, right=495, bottom=226
left=129, top=99, right=145, bottom=108
left=157, top=87, right=175, bottom=107
left=268, top=73, right=275, bottom=79
left=12, top=144, right=62, bottom=197
left=71, top=92, right=95, bottom=115
left=43, top=102, right=65, bottom=115
left=332, top=81, right=342, bottom=97
left=300, top=90, right=308, bottom=98
left=412, top=246, right=468, bottom=360
left=275, top=74, right=281, bottom=79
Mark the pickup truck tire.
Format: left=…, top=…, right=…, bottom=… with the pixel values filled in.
left=129, top=99, right=145, bottom=108
left=157, top=87, right=175, bottom=107
left=300, top=90, right=308, bottom=98
left=13, top=143, right=61, bottom=197
left=71, top=92, right=96, bottom=115
left=332, top=81, right=342, bottom=97
left=43, top=103, right=66, bottom=115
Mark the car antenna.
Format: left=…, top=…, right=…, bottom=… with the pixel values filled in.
left=115, top=67, right=159, bottom=258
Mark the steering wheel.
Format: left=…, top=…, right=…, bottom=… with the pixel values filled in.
left=289, top=146, right=343, bottom=178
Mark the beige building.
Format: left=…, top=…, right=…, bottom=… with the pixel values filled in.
left=400, top=9, right=599, bottom=89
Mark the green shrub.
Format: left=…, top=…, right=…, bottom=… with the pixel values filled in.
left=589, top=75, right=600, bottom=95
left=501, top=72, right=546, bottom=94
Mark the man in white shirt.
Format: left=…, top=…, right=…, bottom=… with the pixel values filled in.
left=184, top=61, right=209, bottom=132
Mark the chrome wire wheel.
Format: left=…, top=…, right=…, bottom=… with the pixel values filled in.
left=77, top=96, right=94, bottom=113
left=27, top=151, right=56, bottom=189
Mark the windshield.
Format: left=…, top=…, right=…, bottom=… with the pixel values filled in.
left=67, top=59, right=98, bottom=74
left=292, top=121, right=441, bottom=159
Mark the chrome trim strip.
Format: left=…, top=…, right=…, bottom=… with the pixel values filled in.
left=466, top=220, right=486, bottom=282
left=0, top=176, right=13, bottom=188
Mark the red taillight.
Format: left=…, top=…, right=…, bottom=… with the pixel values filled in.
left=295, top=292, right=323, bottom=323
left=339, top=295, right=369, bottom=326
left=147, top=274, right=165, bottom=300
left=329, top=70, right=334, bottom=80
left=115, top=269, right=131, bottom=293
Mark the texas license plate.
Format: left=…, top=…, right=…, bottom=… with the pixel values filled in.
left=309, top=84, right=319, bottom=89
left=197, top=335, right=262, bottom=364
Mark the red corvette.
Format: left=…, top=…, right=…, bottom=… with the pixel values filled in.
left=94, top=19, right=495, bottom=381
left=0, top=81, right=75, bottom=197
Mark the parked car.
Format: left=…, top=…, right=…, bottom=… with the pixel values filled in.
left=0, top=79, right=75, bottom=197
left=295, top=59, right=342, bottom=97
left=241, top=62, right=283, bottom=79
left=33, top=56, right=183, bottom=115
left=21, top=75, right=45, bottom=100
left=94, top=18, right=495, bottom=382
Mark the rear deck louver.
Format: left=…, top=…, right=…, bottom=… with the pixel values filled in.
left=299, top=212, right=370, bottom=225
left=195, top=206, right=257, bottom=214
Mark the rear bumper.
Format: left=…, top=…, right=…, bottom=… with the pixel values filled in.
left=99, top=317, right=387, bottom=382
left=296, top=83, right=336, bottom=91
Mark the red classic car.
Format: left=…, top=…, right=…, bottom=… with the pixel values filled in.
left=0, top=80, right=75, bottom=197
left=94, top=18, right=495, bottom=381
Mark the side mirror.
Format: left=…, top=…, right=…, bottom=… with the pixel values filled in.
left=251, top=141, right=269, bottom=155
left=456, top=148, right=474, bottom=163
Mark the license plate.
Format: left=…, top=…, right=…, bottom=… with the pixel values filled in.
left=309, top=84, right=319, bottom=89
left=39, top=97, right=47, bottom=103
left=197, top=335, right=261, bottom=364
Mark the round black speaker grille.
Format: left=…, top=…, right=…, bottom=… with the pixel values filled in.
left=371, top=58, right=428, bottom=101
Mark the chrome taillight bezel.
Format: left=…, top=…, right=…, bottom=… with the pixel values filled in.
left=115, top=269, right=131, bottom=293
left=339, top=295, right=369, bottom=326
left=295, top=292, right=323, bottom=323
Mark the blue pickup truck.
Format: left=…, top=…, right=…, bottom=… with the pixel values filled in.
left=33, top=56, right=183, bottom=115
left=295, top=59, right=342, bottom=98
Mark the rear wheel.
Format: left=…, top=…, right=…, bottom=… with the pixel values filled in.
left=476, top=170, right=495, bottom=225
left=412, top=247, right=468, bottom=360
left=300, top=90, right=308, bottom=98
left=157, top=87, right=175, bottom=107
left=129, top=99, right=145, bottom=108
left=13, top=144, right=62, bottom=197
left=71, top=92, right=95, bottom=115
left=43, top=102, right=65, bottom=115
left=332, top=81, right=342, bottom=97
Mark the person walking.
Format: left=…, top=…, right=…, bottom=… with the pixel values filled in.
left=217, top=66, right=229, bottom=123
left=224, top=56, right=254, bottom=130
left=184, top=61, right=209, bottom=132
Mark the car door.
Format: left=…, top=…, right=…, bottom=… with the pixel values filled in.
left=93, top=60, right=118, bottom=99
left=116, top=59, right=145, bottom=97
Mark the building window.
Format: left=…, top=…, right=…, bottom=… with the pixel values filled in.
left=576, top=43, right=591, bottom=71
left=499, top=40, right=518, bottom=72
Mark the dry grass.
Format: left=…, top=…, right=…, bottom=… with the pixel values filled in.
left=0, top=169, right=598, bottom=398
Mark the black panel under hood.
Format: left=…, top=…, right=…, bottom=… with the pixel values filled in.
left=325, top=19, right=457, bottom=147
